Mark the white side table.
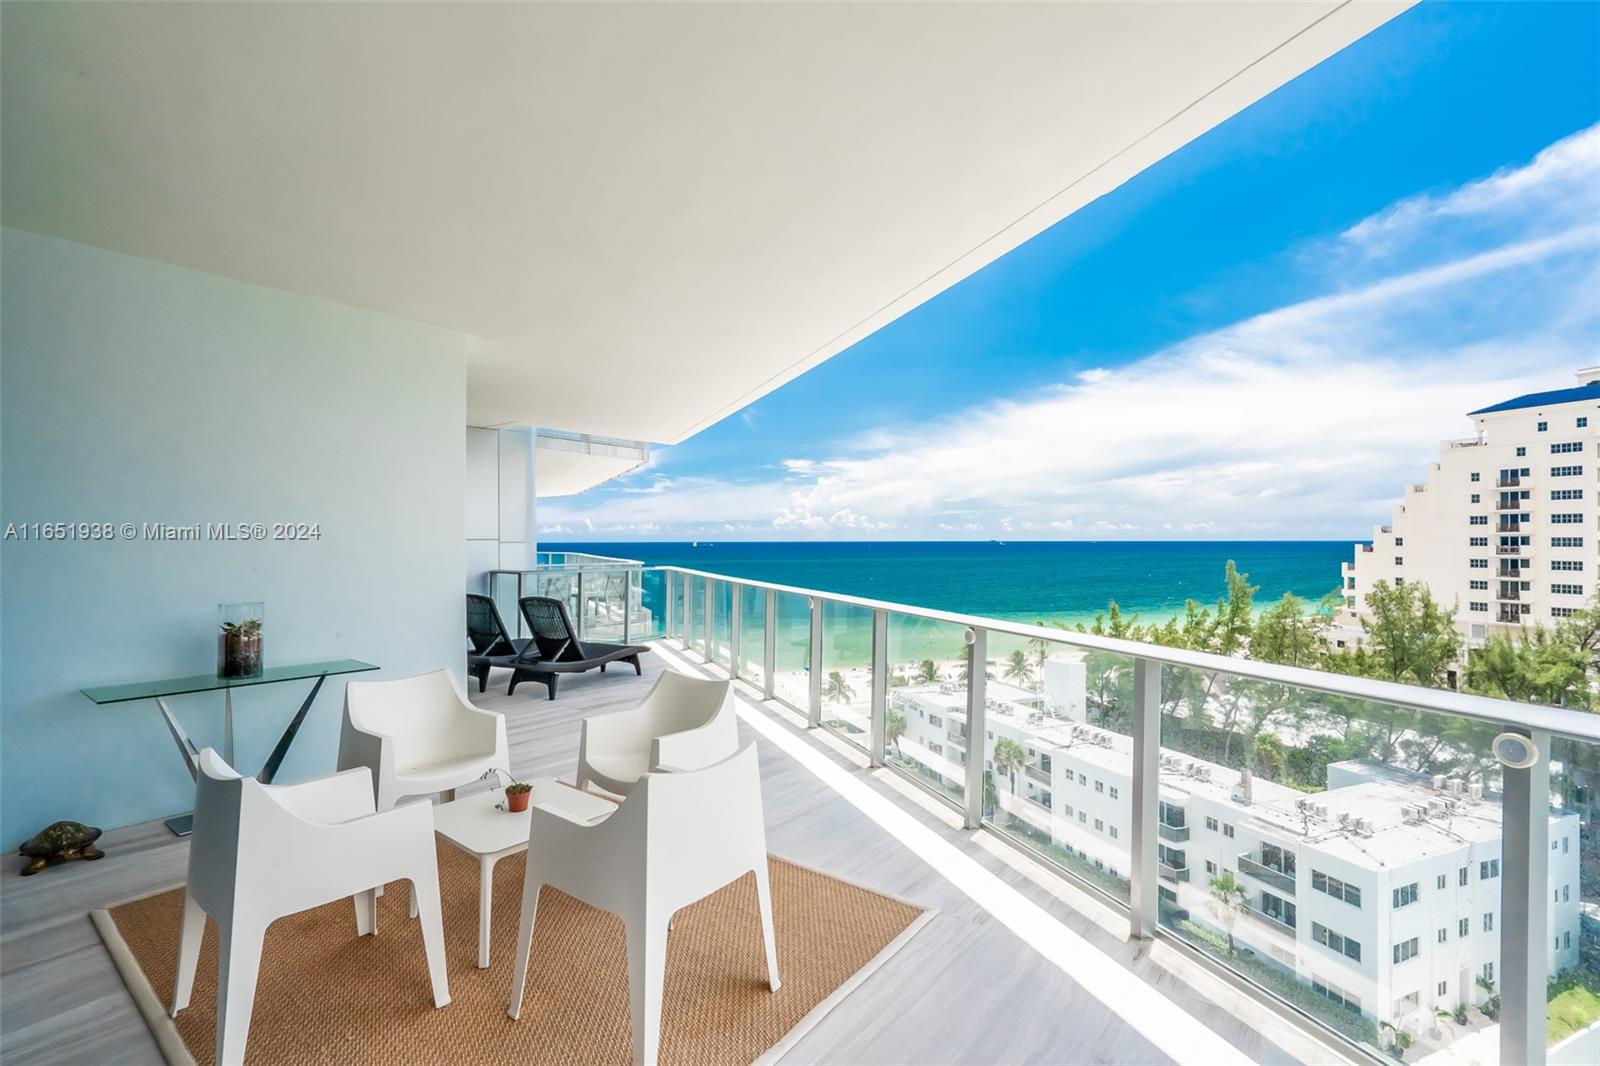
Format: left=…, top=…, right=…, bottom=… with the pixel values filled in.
left=433, top=783, right=616, bottom=968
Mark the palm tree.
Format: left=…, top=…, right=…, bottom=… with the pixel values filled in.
left=1004, top=649, right=1035, bottom=686
left=822, top=670, right=855, bottom=704
left=885, top=711, right=907, bottom=755
left=992, top=737, right=1027, bottom=794
left=1207, top=869, right=1248, bottom=955
left=915, top=659, right=939, bottom=684
left=1028, top=631, right=1052, bottom=673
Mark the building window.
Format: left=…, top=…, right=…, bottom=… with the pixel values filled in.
left=1436, top=874, right=1447, bottom=890
left=1459, top=866, right=1469, bottom=886
left=1517, top=447, right=1527, bottom=457
left=1094, top=779, right=1104, bottom=793
left=1564, top=837, right=1570, bottom=854
left=1393, top=883, right=1419, bottom=909
left=1078, top=772, right=1086, bottom=785
left=1438, top=981, right=1448, bottom=997
left=1553, top=489, right=1585, bottom=500
left=1109, top=825, right=1118, bottom=839
left=1394, top=577, right=1405, bottom=587
left=1395, top=536, right=1404, bottom=546
left=1553, top=465, right=1583, bottom=476
left=1565, top=931, right=1572, bottom=949
left=1312, top=922, right=1362, bottom=962
left=1552, top=513, right=1585, bottom=524
left=1483, top=913, right=1494, bottom=932
left=1395, top=556, right=1404, bottom=566
left=1553, top=607, right=1576, bottom=618
left=1580, top=417, right=1590, bottom=428
left=1470, top=580, right=1488, bottom=590
left=1205, top=860, right=1217, bottom=875
left=1470, top=558, right=1488, bottom=568
left=1470, top=472, right=1481, bottom=482
left=1484, top=963, right=1495, bottom=984
left=1539, top=421, right=1549, bottom=432
left=1078, top=811, right=1087, bottom=823
left=1205, top=816, right=1218, bottom=832
left=1437, top=928, right=1448, bottom=944
left=1469, top=601, right=1488, bottom=612
left=1481, top=859, right=1500, bottom=879
left=1553, top=583, right=1584, bottom=596
left=1312, top=978, right=1361, bottom=1016
left=1312, top=870, right=1361, bottom=907
left=1469, top=515, right=1488, bottom=525
left=1459, top=917, right=1469, bottom=938
left=1470, top=536, right=1488, bottom=546
left=1094, top=818, right=1104, bottom=832
left=1109, top=785, right=1118, bottom=799
left=1063, top=804, right=1074, bottom=817
left=1553, top=536, right=1584, bottom=547
left=1553, top=560, right=1585, bottom=571
left=927, top=714, right=942, bottom=728
left=1470, top=493, right=1480, bottom=504
left=1552, top=441, right=1583, bottom=454
left=1393, top=937, right=1420, bottom=964
left=1223, top=823, right=1235, bottom=839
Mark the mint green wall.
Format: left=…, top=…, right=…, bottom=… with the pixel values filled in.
left=0, top=228, right=466, bottom=845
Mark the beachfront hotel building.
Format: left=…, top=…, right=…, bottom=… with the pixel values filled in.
left=1340, top=369, right=1600, bottom=644
left=890, top=669, right=1581, bottom=1036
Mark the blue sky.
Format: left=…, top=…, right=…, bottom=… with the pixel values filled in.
left=546, top=1, right=1600, bottom=541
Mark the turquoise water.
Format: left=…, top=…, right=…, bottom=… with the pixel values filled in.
left=547, top=540, right=1351, bottom=630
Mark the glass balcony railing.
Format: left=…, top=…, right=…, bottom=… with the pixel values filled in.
left=643, top=563, right=1600, bottom=1066
left=487, top=552, right=654, bottom=643
left=1236, top=853, right=1296, bottom=895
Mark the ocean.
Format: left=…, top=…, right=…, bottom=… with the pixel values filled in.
left=543, top=540, right=1352, bottom=629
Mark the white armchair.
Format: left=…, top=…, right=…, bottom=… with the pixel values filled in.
left=576, top=671, right=736, bottom=795
left=507, top=744, right=778, bottom=1066
left=337, top=668, right=510, bottom=811
left=172, top=749, right=450, bottom=1066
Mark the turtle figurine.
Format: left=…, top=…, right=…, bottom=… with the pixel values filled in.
left=18, top=821, right=104, bottom=876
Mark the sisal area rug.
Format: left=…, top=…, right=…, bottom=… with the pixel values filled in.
left=92, top=843, right=931, bottom=1066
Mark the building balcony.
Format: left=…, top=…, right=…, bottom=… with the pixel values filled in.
left=1496, top=544, right=1522, bottom=556
left=1024, top=762, right=1051, bottom=786
left=1497, top=520, right=1524, bottom=533
left=1499, top=475, right=1522, bottom=487
left=1246, top=901, right=1297, bottom=936
left=1496, top=498, right=1524, bottom=511
left=1237, top=853, right=1296, bottom=895
left=947, top=727, right=967, bottom=747
left=1158, top=820, right=1190, bottom=843
left=1499, top=607, right=1524, bottom=624
left=1498, top=586, right=1522, bottom=601
left=1159, top=862, right=1191, bottom=883
left=1498, top=566, right=1524, bottom=578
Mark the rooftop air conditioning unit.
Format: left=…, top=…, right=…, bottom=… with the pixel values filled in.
left=1449, top=778, right=1467, bottom=796
left=1338, top=812, right=1354, bottom=828
left=1431, top=775, right=1447, bottom=791
left=1469, top=783, right=1484, bottom=801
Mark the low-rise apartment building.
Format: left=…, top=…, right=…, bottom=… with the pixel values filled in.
left=889, top=672, right=1581, bottom=1036
left=1340, top=369, right=1600, bottom=645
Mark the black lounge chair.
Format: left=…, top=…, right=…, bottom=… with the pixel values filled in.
left=507, top=595, right=649, bottom=700
left=465, top=593, right=533, bottom=693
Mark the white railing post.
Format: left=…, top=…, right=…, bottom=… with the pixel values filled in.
left=963, top=626, right=986, bottom=829
left=1129, top=657, right=1161, bottom=940
left=870, top=609, right=888, bottom=767
left=807, top=597, right=822, bottom=728
left=622, top=569, right=633, bottom=644
left=703, top=577, right=714, bottom=664
left=763, top=588, right=776, bottom=700
left=574, top=571, right=585, bottom=641
left=1501, top=729, right=1551, bottom=1066
left=729, top=584, right=742, bottom=680
left=664, top=571, right=675, bottom=644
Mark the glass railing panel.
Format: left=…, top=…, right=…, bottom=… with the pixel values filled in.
left=710, top=579, right=733, bottom=667
left=738, top=584, right=764, bottom=678
left=531, top=572, right=576, bottom=636
left=1547, top=736, right=1598, bottom=1065
left=638, top=568, right=668, bottom=640
left=488, top=571, right=523, bottom=639
left=981, top=637, right=1132, bottom=903
left=771, top=590, right=812, bottom=712
left=578, top=569, right=630, bottom=643
left=819, top=601, right=872, bottom=750
left=687, top=576, right=706, bottom=655
left=1156, top=665, right=1506, bottom=1059
left=884, top=611, right=969, bottom=809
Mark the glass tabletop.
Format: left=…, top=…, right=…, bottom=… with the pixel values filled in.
left=81, top=659, right=378, bottom=704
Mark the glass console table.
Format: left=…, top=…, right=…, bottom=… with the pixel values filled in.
left=81, top=659, right=378, bottom=835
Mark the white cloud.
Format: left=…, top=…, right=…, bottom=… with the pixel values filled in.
left=544, top=125, right=1600, bottom=540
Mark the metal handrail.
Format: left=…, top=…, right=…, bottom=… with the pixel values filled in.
left=649, top=565, right=1600, bottom=742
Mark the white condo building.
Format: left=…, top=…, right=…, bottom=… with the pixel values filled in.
left=889, top=664, right=1581, bottom=1037
left=1341, top=369, right=1600, bottom=644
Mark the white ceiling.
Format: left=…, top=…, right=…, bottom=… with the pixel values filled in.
left=535, top=431, right=649, bottom=498
left=2, top=1, right=1409, bottom=446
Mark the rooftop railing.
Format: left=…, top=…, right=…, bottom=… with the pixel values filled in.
left=638, top=563, right=1600, bottom=1066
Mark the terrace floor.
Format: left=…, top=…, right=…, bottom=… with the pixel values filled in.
left=0, top=641, right=1356, bottom=1065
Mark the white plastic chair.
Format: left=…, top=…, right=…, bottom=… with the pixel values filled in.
left=576, top=671, right=736, bottom=795
left=172, top=749, right=450, bottom=1066
left=337, top=667, right=510, bottom=811
left=507, top=744, right=778, bottom=1066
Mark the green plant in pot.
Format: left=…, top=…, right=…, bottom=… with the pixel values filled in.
left=480, top=768, right=533, bottom=812
left=217, top=603, right=264, bottom=678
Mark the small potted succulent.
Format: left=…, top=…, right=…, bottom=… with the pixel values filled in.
left=480, top=768, right=533, bottom=812
left=217, top=603, right=264, bottom=679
